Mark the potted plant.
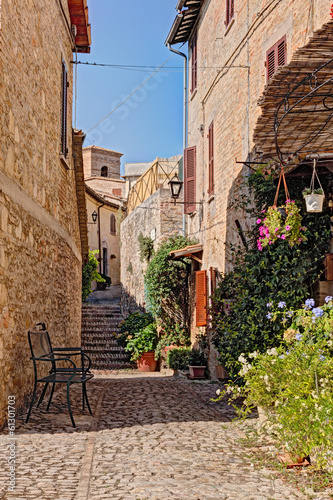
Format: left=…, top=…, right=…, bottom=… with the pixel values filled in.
left=167, top=347, right=191, bottom=373
left=302, top=187, right=325, bottom=213
left=188, top=349, right=207, bottom=379
left=125, top=322, right=159, bottom=372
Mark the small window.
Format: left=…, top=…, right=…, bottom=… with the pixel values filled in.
left=110, top=214, right=116, bottom=235
left=60, top=61, right=68, bottom=156
left=225, top=0, right=234, bottom=28
left=191, top=32, right=197, bottom=92
left=208, top=121, right=214, bottom=196
left=266, top=35, right=287, bottom=82
left=101, top=166, right=108, bottom=177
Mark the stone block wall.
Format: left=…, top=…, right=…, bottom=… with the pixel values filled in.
left=83, top=146, right=123, bottom=179
left=120, top=188, right=183, bottom=317
left=0, top=0, right=83, bottom=427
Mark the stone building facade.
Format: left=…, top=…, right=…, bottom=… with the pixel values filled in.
left=0, top=0, right=91, bottom=426
left=121, top=188, right=184, bottom=316
left=166, top=0, right=333, bottom=373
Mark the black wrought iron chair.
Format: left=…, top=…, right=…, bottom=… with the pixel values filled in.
left=26, top=324, right=94, bottom=428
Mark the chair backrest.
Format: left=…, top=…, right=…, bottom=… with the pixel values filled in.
left=28, top=330, right=53, bottom=359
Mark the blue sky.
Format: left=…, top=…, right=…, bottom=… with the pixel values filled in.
left=75, top=0, right=184, bottom=172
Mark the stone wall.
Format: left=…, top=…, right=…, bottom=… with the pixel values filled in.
left=83, top=146, right=123, bottom=179
left=120, top=188, right=183, bottom=317
left=0, top=0, right=83, bottom=427
left=85, top=177, right=126, bottom=200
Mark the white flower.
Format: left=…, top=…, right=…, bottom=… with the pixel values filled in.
left=238, top=354, right=247, bottom=364
left=264, top=374, right=269, bottom=384
left=249, top=351, right=258, bottom=359
left=216, top=389, right=221, bottom=396
left=267, top=347, right=278, bottom=356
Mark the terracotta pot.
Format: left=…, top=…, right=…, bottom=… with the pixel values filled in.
left=164, top=345, right=178, bottom=355
left=189, top=365, right=206, bottom=379
left=137, top=352, right=157, bottom=372
left=215, top=365, right=229, bottom=379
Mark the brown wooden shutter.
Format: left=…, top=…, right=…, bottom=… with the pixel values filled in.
left=226, top=0, right=234, bottom=26
left=208, top=121, right=214, bottom=196
left=61, top=61, right=68, bottom=156
left=191, top=33, right=197, bottom=92
left=196, top=270, right=207, bottom=326
left=184, top=146, right=196, bottom=214
left=110, top=214, right=116, bottom=235
left=266, top=35, right=286, bottom=82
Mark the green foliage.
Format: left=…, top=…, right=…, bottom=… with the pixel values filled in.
left=138, top=233, right=154, bottom=263
left=222, top=298, right=333, bottom=468
left=167, top=348, right=191, bottom=370
left=82, top=250, right=105, bottom=301
left=117, top=312, right=154, bottom=348
left=303, top=187, right=324, bottom=196
left=126, top=262, right=133, bottom=274
left=211, top=171, right=332, bottom=379
left=144, top=235, right=197, bottom=333
left=188, top=349, right=207, bottom=366
left=155, top=322, right=191, bottom=359
left=125, top=322, right=159, bottom=361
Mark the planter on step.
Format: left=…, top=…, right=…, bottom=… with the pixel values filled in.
left=137, top=351, right=157, bottom=372
left=188, top=365, right=206, bottom=379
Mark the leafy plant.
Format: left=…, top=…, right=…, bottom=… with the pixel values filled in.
left=82, top=250, right=105, bottom=301
left=155, top=322, right=191, bottom=359
left=220, top=297, right=333, bottom=468
left=303, top=187, right=324, bottom=196
left=117, top=312, right=154, bottom=348
left=188, top=349, right=207, bottom=366
left=211, top=170, right=331, bottom=379
left=167, top=348, right=191, bottom=370
left=125, top=322, right=159, bottom=361
left=138, top=233, right=154, bottom=263
left=144, top=235, right=197, bottom=334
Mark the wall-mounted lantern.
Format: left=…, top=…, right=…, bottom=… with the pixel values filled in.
left=168, top=173, right=183, bottom=201
left=88, top=210, right=98, bottom=224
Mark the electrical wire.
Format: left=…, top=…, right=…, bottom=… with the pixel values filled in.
left=85, top=54, right=175, bottom=135
left=71, top=60, right=250, bottom=72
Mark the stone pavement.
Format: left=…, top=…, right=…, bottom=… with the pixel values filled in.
left=0, top=371, right=330, bottom=500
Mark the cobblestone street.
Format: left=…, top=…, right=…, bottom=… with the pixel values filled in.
left=0, top=372, right=330, bottom=500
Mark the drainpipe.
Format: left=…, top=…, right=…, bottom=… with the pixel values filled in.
left=97, top=202, right=105, bottom=274
left=166, top=41, right=188, bottom=237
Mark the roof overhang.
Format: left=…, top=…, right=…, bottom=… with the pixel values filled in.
left=253, top=20, right=333, bottom=164
left=68, top=0, right=91, bottom=53
left=169, top=244, right=203, bottom=263
left=165, top=0, right=204, bottom=46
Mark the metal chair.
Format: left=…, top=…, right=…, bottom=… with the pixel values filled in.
left=26, top=325, right=94, bottom=428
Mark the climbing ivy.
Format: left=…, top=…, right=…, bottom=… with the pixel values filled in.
left=138, top=233, right=154, bottom=263
left=82, top=250, right=105, bottom=301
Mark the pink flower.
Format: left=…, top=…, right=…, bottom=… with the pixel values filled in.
left=257, top=219, right=262, bottom=224
left=275, top=228, right=279, bottom=232
left=261, top=209, right=266, bottom=213
left=285, top=225, right=290, bottom=231
left=269, top=241, right=273, bottom=245
left=299, top=238, right=302, bottom=242
left=281, top=234, right=286, bottom=240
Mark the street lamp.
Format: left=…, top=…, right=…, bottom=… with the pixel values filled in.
left=168, top=173, right=183, bottom=201
left=87, top=210, right=98, bottom=224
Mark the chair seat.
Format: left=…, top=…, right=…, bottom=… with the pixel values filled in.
left=37, top=373, right=94, bottom=384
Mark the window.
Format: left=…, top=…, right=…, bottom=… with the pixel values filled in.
left=191, top=32, right=197, bottom=92
left=101, top=166, right=108, bottom=177
left=225, top=0, right=234, bottom=27
left=196, top=270, right=207, bottom=327
left=208, top=121, right=214, bottom=196
left=110, top=214, right=116, bottom=235
left=266, top=35, right=287, bottom=82
left=60, top=61, right=68, bottom=157
left=184, top=146, right=196, bottom=214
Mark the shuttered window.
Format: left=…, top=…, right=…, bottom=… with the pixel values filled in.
left=110, top=214, right=116, bottom=235
left=266, top=35, right=287, bottom=82
left=208, top=121, right=214, bottom=196
left=226, top=0, right=234, bottom=27
left=184, top=146, right=196, bottom=214
left=61, top=61, right=68, bottom=157
left=196, top=270, right=207, bottom=327
left=191, top=32, right=197, bottom=92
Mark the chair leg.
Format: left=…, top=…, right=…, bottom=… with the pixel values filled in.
left=37, top=383, right=49, bottom=408
left=67, top=384, right=76, bottom=428
left=25, top=380, right=37, bottom=424
left=46, top=383, right=55, bottom=411
left=83, top=383, right=92, bottom=415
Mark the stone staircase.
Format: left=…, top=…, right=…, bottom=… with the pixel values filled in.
left=81, top=303, right=135, bottom=370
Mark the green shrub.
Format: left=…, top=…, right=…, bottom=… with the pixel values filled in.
left=125, top=322, right=159, bottom=361
left=188, top=349, right=207, bottom=366
left=167, top=348, right=191, bottom=371
left=155, top=322, right=191, bottom=359
left=82, top=250, right=105, bottom=301
left=117, top=312, right=154, bottom=348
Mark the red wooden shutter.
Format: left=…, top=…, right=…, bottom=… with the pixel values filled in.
left=191, top=33, right=197, bottom=92
left=196, top=270, right=207, bottom=327
left=208, top=121, right=214, bottom=196
left=266, top=35, right=286, bottom=82
left=184, top=146, right=196, bottom=214
left=61, top=61, right=68, bottom=156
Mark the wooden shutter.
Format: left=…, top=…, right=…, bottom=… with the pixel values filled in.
left=266, top=35, right=286, bottom=82
left=184, top=146, right=196, bottom=214
left=196, top=270, right=207, bottom=327
left=191, top=33, right=197, bottom=92
left=209, top=267, right=217, bottom=295
left=61, top=61, right=68, bottom=156
left=226, top=0, right=234, bottom=26
left=110, top=214, right=116, bottom=235
left=208, top=121, right=214, bottom=196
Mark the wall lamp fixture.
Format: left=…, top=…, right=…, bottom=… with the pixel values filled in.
left=168, top=173, right=203, bottom=207
left=87, top=210, right=98, bottom=224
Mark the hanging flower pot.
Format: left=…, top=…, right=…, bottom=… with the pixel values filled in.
left=302, top=159, right=325, bottom=213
